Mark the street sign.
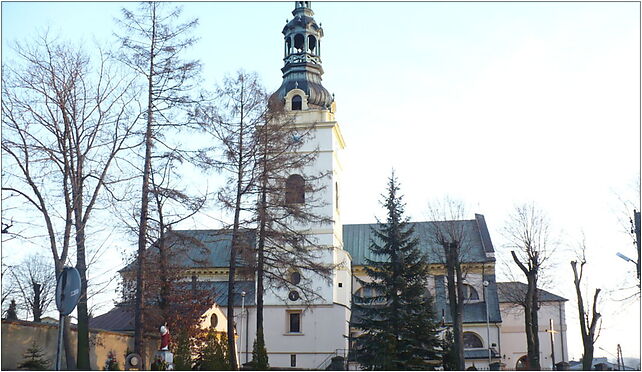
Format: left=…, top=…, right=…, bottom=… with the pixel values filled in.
left=55, top=267, right=81, bottom=316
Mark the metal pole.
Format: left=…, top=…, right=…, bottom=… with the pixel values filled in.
left=484, top=281, right=491, bottom=365
left=56, top=314, right=64, bottom=371
left=240, top=291, right=246, bottom=367
left=634, top=210, right=640, bottom=280
left=549, top=319, right=556, bottom=370
left=245, top=307, right=249, bottom=364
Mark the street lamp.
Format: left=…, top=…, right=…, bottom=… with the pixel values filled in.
left=483, top=280, right=491, bottom=366
left=616, top=252, right=639, bottom=285
left=240, top=291, right=246, bottom=367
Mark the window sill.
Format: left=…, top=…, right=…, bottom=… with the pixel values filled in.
left=283, top=332, right=305, bottom=336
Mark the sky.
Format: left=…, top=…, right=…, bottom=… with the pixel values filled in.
left=2, top=1, right=640, bottom=364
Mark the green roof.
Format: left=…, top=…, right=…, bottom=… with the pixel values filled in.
left=343, top=214, right=496, bottom=266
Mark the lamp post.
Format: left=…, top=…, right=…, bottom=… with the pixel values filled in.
left=483, top=280, right=491, bottom=366
left=240, top=291, right=246, bottom=367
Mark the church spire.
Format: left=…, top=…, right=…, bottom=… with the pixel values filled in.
left=271, top=1, right=333, bottom=110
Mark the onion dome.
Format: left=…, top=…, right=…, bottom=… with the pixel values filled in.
left=271, top=2, right=333, bottom=110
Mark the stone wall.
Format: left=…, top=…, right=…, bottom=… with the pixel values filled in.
left=1, top=319, right=158, bottom=370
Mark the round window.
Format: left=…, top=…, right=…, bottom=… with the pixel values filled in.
left=210, top=313, right=218, bottom=328
left=288, top=290, right=300, bottom=301
left=290, top=271, right=301, bottom=285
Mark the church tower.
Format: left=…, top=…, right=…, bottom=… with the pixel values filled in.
left=258, top=2, right=351, bottom=368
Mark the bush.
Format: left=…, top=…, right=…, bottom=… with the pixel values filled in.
left=150, top=357, right=169, bottom=371
left=104, top=350, right=121, bottom=370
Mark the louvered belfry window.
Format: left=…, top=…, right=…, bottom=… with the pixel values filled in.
left=285, top=174, right=305, bottom=204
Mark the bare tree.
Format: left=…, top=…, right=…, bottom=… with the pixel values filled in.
left=9, top=255, right=56, bottom=322
left=2, top=35, right=137, bottom=368
left=2, top=261, right=18, bottom=314
left=194, top=71, right=265, bottom=369
left=114, top=2, right=200, bottom=363
left=426, top=197, right=473, bottom=370
left=502, top=203, right=555, bottom=370
left=571, top=240, right=602, bottom=371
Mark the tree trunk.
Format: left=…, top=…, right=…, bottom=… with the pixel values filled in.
left=256, top=187, right=266, bottom=351
left=134, top=4, right=157, bottom=366
left=511, top=251, right=541, bottom=370
left=524, top=274, right=540, bottom=370
left=445, top=243, right=465, bottom=370
left=75, top=225, right=90, bottom=369
left=571, top=261, right=601, bottom=371
left=227, top=227, right=239, bottom=370
left=33, top=283, right=41, bottom=322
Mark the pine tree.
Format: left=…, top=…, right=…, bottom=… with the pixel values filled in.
left=250, top=328, right=269, bottom=370
left=351, top=173, right=441, bottom=370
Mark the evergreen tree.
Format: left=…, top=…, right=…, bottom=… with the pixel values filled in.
left=173, top=329, right=192, bottom=370
left=18, top=341, right=51, bottom=370
left=351, top=173, right=441, bottom=370
left=195, top=330, right=231, bottom=370
left=6, top=299, right=18, bottom=320
left=250, top=328, right=269, bottom=370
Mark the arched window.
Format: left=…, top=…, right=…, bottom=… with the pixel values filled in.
left=285, top=174, right=305, bottom=204
left=210, top=313, right=218, bottom=329
left=354, top=286, right=385, bottom=304
left=463, top=332, right=483, bottom=349
left=294, top=34, right=305, bottom=52
left=308, top=35, right=317, bottom=54
left=292, top=95, right=302, bottom=110
left=463, top=284, right=479, bottom=300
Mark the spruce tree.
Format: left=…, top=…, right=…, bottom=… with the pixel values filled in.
left=250, top=328, right=269, bottom=370
left=18, top=341, right=51, bottom=370
left=352, top=173, right=441, bottom=370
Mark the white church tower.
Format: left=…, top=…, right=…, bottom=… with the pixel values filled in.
left=258, top=1, right=352, bottom=369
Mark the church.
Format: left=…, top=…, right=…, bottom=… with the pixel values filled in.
left=91, top=2, right=568, bottom=370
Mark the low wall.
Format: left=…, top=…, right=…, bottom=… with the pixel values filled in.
left=1, top=319, right=158, bottom=370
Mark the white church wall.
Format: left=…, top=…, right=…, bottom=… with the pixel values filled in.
left=499, top=301, right=568, bottom=369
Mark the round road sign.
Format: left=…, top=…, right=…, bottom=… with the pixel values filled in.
left=55, top=267, right=81, bottom=316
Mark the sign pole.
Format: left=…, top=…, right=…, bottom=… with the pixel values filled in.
left=54, top=267, right=82, bottom=371
left=56, top=314, right=64, bottom=370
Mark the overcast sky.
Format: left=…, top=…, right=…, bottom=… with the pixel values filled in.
left=2, top=1, right=640, bottom=363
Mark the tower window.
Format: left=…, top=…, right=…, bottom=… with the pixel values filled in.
left=285, top=174, right=305, bottom=204
left=308, top=35, right=317, bottom=54
left=294, top=34, right=304, bottom=52
left=292, top=95, right=302, bottom=111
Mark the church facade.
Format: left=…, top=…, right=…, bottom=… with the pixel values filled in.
left=91, top=3, right=568, bottom=370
